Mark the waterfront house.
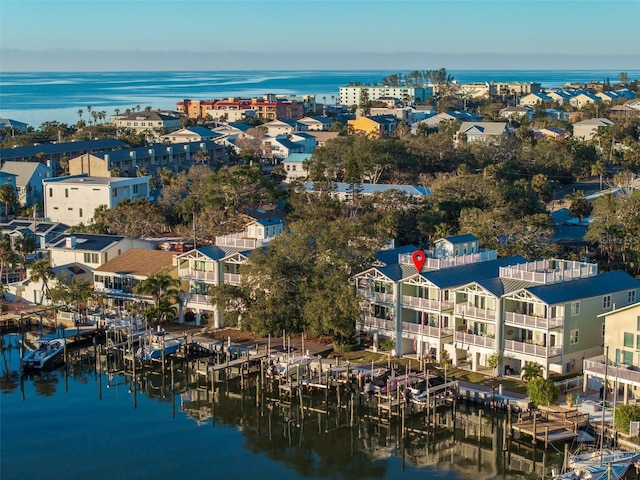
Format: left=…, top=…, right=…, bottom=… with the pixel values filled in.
left=93, top=248, right=179, bottom=311
left=43, top=175, right=150, bottom=225
left=583, top=302, right=640, bottom=404
left=1, top=161, right=53, bottom=208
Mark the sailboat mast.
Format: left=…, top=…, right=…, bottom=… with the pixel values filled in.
left=601, top=345, right=609, bottom=466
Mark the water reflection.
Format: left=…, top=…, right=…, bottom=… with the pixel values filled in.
left=1, top=333, right=562, bottom=479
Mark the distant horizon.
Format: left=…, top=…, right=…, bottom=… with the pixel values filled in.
left=2, top=49, right=639, bottom=73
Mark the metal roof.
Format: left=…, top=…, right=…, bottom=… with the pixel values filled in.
left=48, top=233, right=125, bottom=251
left=525, top=270, right=640, bottom=305
left=0, top=139, right=127, bottom=161
left=421, top=255, right=528, bottom=289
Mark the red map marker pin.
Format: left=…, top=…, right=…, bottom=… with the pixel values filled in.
left=412, top=251, right=425, bottom=272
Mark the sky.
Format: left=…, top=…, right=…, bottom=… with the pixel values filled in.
left=1, top=0, right=639, bottom=71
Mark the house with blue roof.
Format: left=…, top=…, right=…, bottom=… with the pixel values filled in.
left=569, top=91, right=601, bottom=109
left=282, top=153, right=312, bottom=183
left=452, top=260, right=640, bottom=377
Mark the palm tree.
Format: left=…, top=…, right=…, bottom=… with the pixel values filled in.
left=29, top=257, right=55, bottom=304
left=77, top=109, right=83, bottom=122
left=0, top=234, right=17, bottom=284
left=521, top=362, right=543, bottom=382
left=193, top=149, right=210, bottom=166
left=86, top=106, right=92, bottom=125
left=133, top=270, right=181, bottom=324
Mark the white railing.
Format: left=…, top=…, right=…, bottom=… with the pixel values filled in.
left=215, top=232, right=269, bottom=249
left=186, top=293, right=210, bottom=306
left=454, top=331, right=495, bottom=349
left=398, top=249, right=497, bottom=270
left=179, top=269, right=217, bottom=282
left=401, top=295, right=454, bottom=311
left=401, top=321, right=453, bottom=338
left=499, top=259, right=597, bottom=284
left=455, top=304, right=497, bottom=321
left=223, top=273, right=241, bottom=285
left=584, top=359, right=640, bottom=385
left=361, top=316, right=395, bottom=332
left=504, top=339, right=562, bottom=358
left=504, top=311, right=563, bottom=329
left=356, top=288, right=395, bottom=305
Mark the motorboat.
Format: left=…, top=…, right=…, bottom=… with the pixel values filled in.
left=136, top=331, right=185, bottom=361
left=268, top=354, right=311, bottom=378
left=22, top=338, right=65, bottom=370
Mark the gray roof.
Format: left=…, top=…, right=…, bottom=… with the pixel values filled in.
left=474, top=277, right=533, bottom=297
left=116, top=111, right=179, bottom=122
left=525, top=270, right=640, bottom=305
left=459, top=121, right=508, bottom=135
left=421, top=255, right=528, bottom=289
left=0, top=218, right=68, bottom=235
left=1, top=161, right=52, bottom=186
left=0, top=139, right=127, bottom=161
left=375, top=244, right=417, bottom=266
left=196, top=245, right=247, bottom=261
left=48, top=233, right=125, bottom=251
left=303, top=182, right=430, bottom=196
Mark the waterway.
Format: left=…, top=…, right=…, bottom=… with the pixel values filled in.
left=1, top=332, right=567, bottom=479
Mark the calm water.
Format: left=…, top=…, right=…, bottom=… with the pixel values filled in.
left=1, top=69, right=639, bottom=127
left=1, top=332, right=565, bottom=480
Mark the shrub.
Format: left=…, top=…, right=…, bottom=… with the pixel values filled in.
left=614, top=404, right=640, bottom=434
left=379, top=339, right=395, bottom=351
left=527, top=377, right=559, bottom=407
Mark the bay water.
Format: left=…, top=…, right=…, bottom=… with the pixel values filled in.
left=1, top=332, right=564, bottom=479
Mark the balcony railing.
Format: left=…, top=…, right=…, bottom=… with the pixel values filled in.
left=454, top=331, right=495, bottom=349
left=223, top=273, right=241, bottom=285
left=401, top=295, right=454, bottom=311
left=399, top=249, right=497, bottom=270
left=504, top=339, right=562, bottom=358
left=357, top=288, right=395, bottom=305
left=361, top=316, right=395, bottom=332
left=499, top=259, right=597, bottom=285
left=186, top=293, right=210, bottom=306
left=215, top=232, right=269, bottom=249
left=584, top=359, right=640, bottom=385
left=455, top=304, right=497, bottom=321
left=401, top=321, right=453, bottom=338
left=504, top=311, right=563, bottom=330
left=179, top=269, right=217, bottom=283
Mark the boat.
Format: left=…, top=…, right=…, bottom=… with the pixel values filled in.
left=22, top=338, right=65, bottom=370
left=554, top=462, right=631, bottom=480
left=136, top=331, right=185, bottom=361
left=268, top=354, right=311, bottom=378
left=569, top=449, right=640, bottom=469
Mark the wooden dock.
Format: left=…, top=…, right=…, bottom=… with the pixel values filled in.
left=512, top=406, right=589, bottom=445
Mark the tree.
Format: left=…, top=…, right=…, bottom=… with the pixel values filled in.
left=527, top=376, right=559, bottom=407
left=487, top=352, right=503, bottom=377
left=0, top=184, right=19, bottom=220
left=0, top=234, right=18, bottom=284
left=133, top=269, right=181, bottom=324
left=29, top=257, right=55, bottom=303
left=521, top=362, right=543, bottom=382
left=565, top=190, right=591, bottom=222
left=618, top=72, right=629, bottom=84
left=614, top=404, right=640, bottom=434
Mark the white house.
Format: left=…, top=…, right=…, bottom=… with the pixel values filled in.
left=160, top=127, right=221, bottom=143
left=43, top=175, right=150, bottom=225
left=572, top=118, right=614, bottom=141
left=282, top=153, right=311, bottom=183
left=457, top=122, right=509, bottom=144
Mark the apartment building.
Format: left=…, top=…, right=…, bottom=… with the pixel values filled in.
left=339, top=86, right=433, bottom=106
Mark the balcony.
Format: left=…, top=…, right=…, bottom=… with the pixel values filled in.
left=504, top=311, right=563, bottom=330
left=186, top=293, right=210, bottom=306
left=223, top=273, right=241, bottom=285
left=584, top=359, right=640, bottom=386
left=357, top=288, right=395, bottom=305
left=455, top=304, right=497, bottom=321
left=401, top=295, right=454, bottom=311
left=455, top=331, right=495, bottom=349
left=179, top=269, right=216, bottom=283
left=398, top=249, right=497, bottom=270
left=504, top=339, right=562, bottom=358
left=361, top=316, right=395, bottom=333
left=402, top=321, right=453, bottom=338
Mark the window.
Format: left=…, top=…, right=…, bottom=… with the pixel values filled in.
left=623, top=350, right=634, bottom=366
left=49, top=188, right=52, bottom=197
left=602, top=324, right=606, bottom=337
left=112, top=188, right=117, bottom=197
left=65, top=188, right=68, bottom=198
left=571, top=302, right=580, bottom=316
left=636, top=335, right=640, bottom=350
left=133, top=184, right=139, bottom=194
left=569, top=329, right=579, bottom=345
left=603, top=295, right=611, bottom=309
left=630, top=291, right=636, bottom=303
left=79, top=208, right=83, bottom=218
left=624, top=332, right=634, bottom=348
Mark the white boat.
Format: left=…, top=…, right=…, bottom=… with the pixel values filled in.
left=22, top=338, right=65, bottom=370
left=136, top=331, right=185, bottom=361
left=269, top=354, right=311, bottom=378
left=554, top=462, right=630, bottom=480
left=570, top=449, right=640, bottom=469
